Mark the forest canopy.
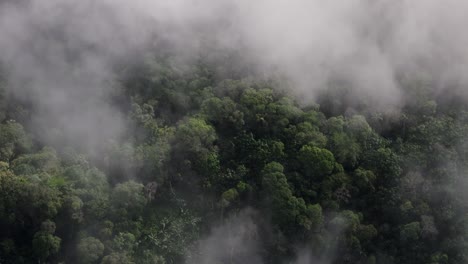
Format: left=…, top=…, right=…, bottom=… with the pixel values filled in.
left=0, top=56, right=467, bottom=263
left=1, top=1, right=468, bottom=264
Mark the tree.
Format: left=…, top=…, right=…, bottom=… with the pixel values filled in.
left=0, top=121, right=31, bottom=162
left=101, top=253, right=134, bottom=264
left=77, top=237, right=105, bottom=264
left=12, top=147, right=59, bottom=176
left=400, top=222, right=421, bottom=243
left=175, top=118, right=217, bottom=155
left=262, top=162, right=312, bottom=232
left=305, top=204, right=324, bottom=231
left=298, top=144, right=335, bottom=178
left=173, top=117, right=220, bottom=185
left=201, top=97, right=244, bottom=133
left=32, top=231, right=61, bottom=261
left=111, top=180, right=147, bottom=218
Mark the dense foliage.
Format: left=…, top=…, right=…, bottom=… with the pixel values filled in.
left=0, top=57, right=467, bottom=264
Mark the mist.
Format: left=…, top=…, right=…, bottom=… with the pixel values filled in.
left=2, top=0, right=468, bottom=154
left=186, top=208, right=264, bottom=264
left=1, top=0, right=468, bottom=263
left=186, top=208, right=337, bottom=264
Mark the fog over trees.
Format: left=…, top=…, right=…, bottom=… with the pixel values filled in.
left=0, top=0, right=468, bottom=263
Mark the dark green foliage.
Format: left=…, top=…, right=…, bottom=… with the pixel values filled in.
left=298, top=144, right=335, bottom=178
left=76, top=237, right=105, bottom=264
left=0, top=59, right=466, bottom=264
left=32, top=231, right=61, bottom=261
left=0, top=121, right=31, bottom=162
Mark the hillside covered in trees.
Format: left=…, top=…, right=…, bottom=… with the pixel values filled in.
left=0, top=56, right=467, bottom=264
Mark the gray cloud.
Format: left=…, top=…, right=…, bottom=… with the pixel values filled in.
left=186, top=208, right=264, bottom=264
left=2, top=0, right=468, bottom=154
left=0, top=0, right=467, bottom=194
left=186, top=207, right=342, bottom=264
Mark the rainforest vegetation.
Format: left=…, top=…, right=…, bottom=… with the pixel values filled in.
left=0, top=55, right=467, bottom=264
